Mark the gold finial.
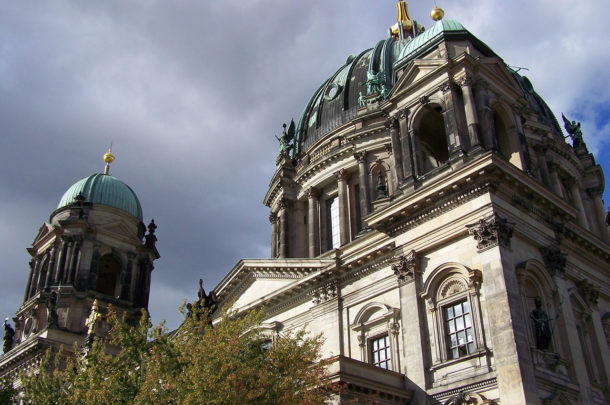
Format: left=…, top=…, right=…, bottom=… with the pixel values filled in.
left=390, top=1, right=414, bottom=39
left=431, top=5, right=444, bottom=21
left=103, top=147, right=115, bottom=175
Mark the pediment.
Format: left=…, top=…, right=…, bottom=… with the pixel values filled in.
left=215, top=258, right=335, bottom=307
left=479, top=58, right=523, bottom=92
left=32, top=223, right=57, bottom=247
left=391, top=59, right=446, bottom=98
left=233, top=277, right=299, bottom=309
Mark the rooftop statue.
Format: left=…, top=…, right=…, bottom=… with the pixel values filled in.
left=3, top=319, right=14, bottom=354
left=562, top=113, right=585, bottom=149
left=365, top=70, right=385, bottom=97
left=275, top=120, right=295, bottom=159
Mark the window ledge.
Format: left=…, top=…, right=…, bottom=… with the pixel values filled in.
left=429, top=348, right=490, bottom=372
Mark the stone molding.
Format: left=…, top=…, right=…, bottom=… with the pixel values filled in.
left=466, top=213, right=515, bottom=251
left=305, top=187, right=320, bottom=199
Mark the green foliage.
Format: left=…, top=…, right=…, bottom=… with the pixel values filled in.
left=20, top=306, right=333, bottom=405
left=0, top=377, right=17, bottom=405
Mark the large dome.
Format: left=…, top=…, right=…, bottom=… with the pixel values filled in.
left=57, top=173, right=143, bottom=221
left=294, top=19, right=473, bottom=156
left=294, top=18, right=562, bottom=156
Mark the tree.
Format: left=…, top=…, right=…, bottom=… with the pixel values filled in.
left=20, top=305, right=334, bottom=404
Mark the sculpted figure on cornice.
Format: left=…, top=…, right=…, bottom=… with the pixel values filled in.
left=466, top=213, right=515, bottom=251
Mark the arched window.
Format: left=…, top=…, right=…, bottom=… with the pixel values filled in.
left=421, top=263, right=485, bottom=365
left=416, top=107, right=449, bottom=174
left=351, top=303, right=401, bottom=372
left=96, top=254, right=121, bottom=296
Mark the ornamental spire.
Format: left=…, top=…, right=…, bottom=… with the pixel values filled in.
left=103, top=147, right=115, bottom=175
left=390, top=1, right=414, bottom=39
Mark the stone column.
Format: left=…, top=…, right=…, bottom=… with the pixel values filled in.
left=269, top=212, right=279, bottom=258
left=54, top=238, right=68, bottom=284
left=64, top=239, right=75, bottom=284
left=567, top=179, right=590, bottom=230
left=475, top=82, right=496, bottom=150
left=306, top=188, right=320, bottom=258
left=335, top=169, right=349, bottom=246
left=393, top=251, right=427, bottom=404
left=587, top=187, right=610, bottom=243
left=385, top=115, right=402, bottom=182
left=458, top=75, right=481, bottom=150
left=547, top=161, right=564, bottom=197
left=29, top=258, right=40, bottom=298
left=354, top=152, right=371, bottom=221
left=279, top=199, right=288, bottom=258
left=440, top=81, right=464, bottom=157
left=24, top=259, right=35, bottom=302
left=68, top=238, right=82, bottom=285
left=44, top=245, right=57, bottom=288
left=398, top=108, right=416, bottom=181
left=466, top=214, right=541, bottom=405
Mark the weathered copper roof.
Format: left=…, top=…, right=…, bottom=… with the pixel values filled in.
left=57, top=173, right=143, bottom=220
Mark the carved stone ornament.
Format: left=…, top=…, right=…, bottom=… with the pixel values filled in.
left=353, top=151, right=367, bottom=164
left=268, top=212, right=278, bottom=224
left=577, top=279, right=599, bottom=307
left=391, top=250, right=418, bottom=284
left=305, top=187, right=320, bottom=199
left=456, top=75, right=473, bottom=88
left=466, top=214, right=514, bottom=251
left=439, top=81, right=453, bottom=94
left=310, top=281, right=338, bottom=304
left=419, top=95, right=430, bottom=105
left=384, top=115, right=399, bottom=130
left=334, top=168, right=349, bottom=182
left=445, top=391, right=496, bottom=405
left=397, top=107, right=408, bottom=121
left=468, top=269, right=482, bottom=292
left=541, top=244, right=566, bottom=276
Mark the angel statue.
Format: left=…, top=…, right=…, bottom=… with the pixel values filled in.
left=365, top=70, right=385, bottom=96
left=275, top=119, right=295, bottom=158
left=562, top=113, right=584, bottom=149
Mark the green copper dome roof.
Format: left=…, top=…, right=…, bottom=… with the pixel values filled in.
left=57, top=173, right=143, bottom=220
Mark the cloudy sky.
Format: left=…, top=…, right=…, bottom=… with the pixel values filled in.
left=1, top=0, right=609, bottom=332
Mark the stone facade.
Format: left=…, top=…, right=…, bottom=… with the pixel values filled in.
left=214, top=8, right=610, bottom=405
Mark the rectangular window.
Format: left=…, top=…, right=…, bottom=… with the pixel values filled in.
left=370, top=334, right=392, bottom=370
left=445, top=300, right=475, bottom=359
left=329, top=197, right=340, bottom=249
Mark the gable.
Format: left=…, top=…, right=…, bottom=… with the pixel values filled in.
left=233, top=278, right=298, bottom=309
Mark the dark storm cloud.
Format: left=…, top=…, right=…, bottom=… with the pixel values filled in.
left=2, top=1, right=610, bottom=330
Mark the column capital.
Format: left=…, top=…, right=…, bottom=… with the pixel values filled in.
left=391, top=250, right=419, bottom=285
left=305, top=187, right=320, bottom=199
left=397, top=107, right=409, bottom=121
left=456, top=74, right=474, bottom=88
left=466, top=213, right=515, bottom=251
left=438, top=81, right=454, bottom=94
left=577, top=279, right=599, bottom=308
left=334, top=168, right=349, bottom=182
left=268, top=212, right=279, bottom=224
left=384, top=115, right=399, bottom=130
left=541, top=243, right=567, bottom=276
left=353, top=151, right=367, bottom=164
left=586, top=186, right=604, bottom=199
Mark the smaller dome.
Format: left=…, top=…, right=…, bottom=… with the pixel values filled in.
left=58, top=174, right=143, bottom=221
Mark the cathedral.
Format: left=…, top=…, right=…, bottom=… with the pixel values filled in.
left=2, top=2, right=609, bottom=404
